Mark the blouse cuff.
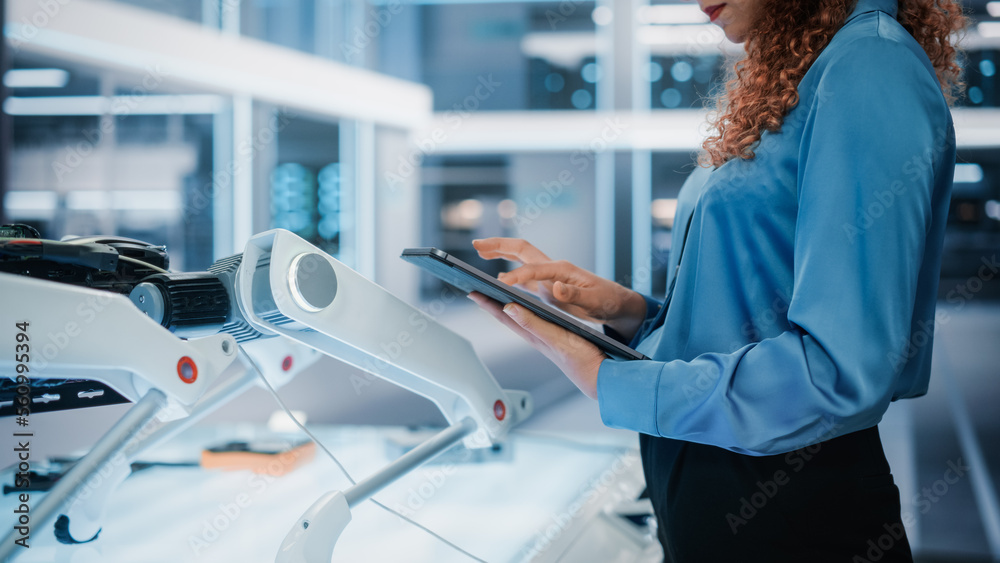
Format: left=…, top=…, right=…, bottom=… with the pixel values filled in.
left=596, top=357, right=664, bottom=436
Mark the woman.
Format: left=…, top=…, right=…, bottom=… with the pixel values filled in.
left=468, top=0, right=966, bottom=560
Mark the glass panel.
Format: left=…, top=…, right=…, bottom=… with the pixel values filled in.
left=418, top=155, right=511, bottom=298
left=649, top=151, right=700, bottom=298
left=650, top=54, right=722, bottom=109
left=4, top=56, right=217, bottom=271
left=110, top=0, right=205, bottom=23
left=241, top=0, right=320, bottom=56
left=418, top=151, right=598, bottom=298
left=268, top=113, right=344, bottom=259
left=942, top=149, right=1000, bottom=280
left=404, top=2, right=597, bottom=111
left=960, top=49, right=998, bottom=108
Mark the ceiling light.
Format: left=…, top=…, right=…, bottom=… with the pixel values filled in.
left=979, top=22, right=1000, bottom=37
left=3, top=68, right=70, bottom=88
left=953, top=163, right=984, bottom=184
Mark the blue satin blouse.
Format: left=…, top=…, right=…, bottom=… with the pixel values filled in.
left=597, top=0, right=956, bottom=455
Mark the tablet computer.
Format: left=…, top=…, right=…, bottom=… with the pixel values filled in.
left=401, top=247, right=648, bottom=361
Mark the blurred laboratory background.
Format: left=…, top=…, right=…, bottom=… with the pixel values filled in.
left=1, top=0, right=999, bottom=561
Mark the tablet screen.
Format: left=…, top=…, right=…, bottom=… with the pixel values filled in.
left=401, top=248, right=648, bottom=361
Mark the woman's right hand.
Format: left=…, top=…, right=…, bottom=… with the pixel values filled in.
left=472, top=237, right=648, bottom=342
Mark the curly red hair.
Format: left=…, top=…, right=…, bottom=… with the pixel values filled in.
left=700, top=0, right=967, bottom=167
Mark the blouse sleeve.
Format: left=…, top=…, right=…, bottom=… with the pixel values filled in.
left=602, top=295, right=663, bottom=347
left=596, top=36, right=953, bottom=455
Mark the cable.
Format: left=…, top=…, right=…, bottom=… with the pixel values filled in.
left=241, top=349, right=487, bottom=563
left=367, top=497, right=486, bottom=563
left=118, top=254, right=169, bottom=274
left=1, top=240, right=168, bottom=273
left=242, top=349, right=355, bottom=485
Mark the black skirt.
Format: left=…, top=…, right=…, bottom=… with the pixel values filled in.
left=640, top=426, right=913, bottom=563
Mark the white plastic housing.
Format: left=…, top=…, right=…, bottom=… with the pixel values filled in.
left=0, top=273, right=236, bottom=417
left=233, top=230, right=531, bottom=446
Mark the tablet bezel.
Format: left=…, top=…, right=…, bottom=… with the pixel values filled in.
left=401, top=247, right=648, bottom=361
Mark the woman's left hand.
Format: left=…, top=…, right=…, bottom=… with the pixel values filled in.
left=468, top=292, right=605, bottom=399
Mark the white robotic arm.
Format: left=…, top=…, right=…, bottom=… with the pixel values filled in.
left=47, top=336, right=323, bottom=546
left=233, top=230, right=531, bottom=447
left=0, top=275, right=239, bottom=560
left=121, top=228, right=531, bottom=444
left=0, top=228, right=531, bottom=562
left=227, top=230, right=532, bottom=562
left=0, top=274, right=237, bottom=416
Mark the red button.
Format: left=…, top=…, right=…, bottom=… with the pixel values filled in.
left=177, top=356, right=198, bottom=384
left=493, top=400, right=506, bottom=421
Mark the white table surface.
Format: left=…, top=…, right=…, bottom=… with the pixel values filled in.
left=1, top=422, right=646, bottom=563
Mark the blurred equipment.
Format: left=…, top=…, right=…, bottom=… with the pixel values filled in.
left=0, top=224, right=174, bottom=414
left=200, top=439, right=316, bottom=475
left=0, top=226, right=532, bottom=562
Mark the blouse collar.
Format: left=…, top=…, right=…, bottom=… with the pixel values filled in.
left=848, top=0, right=899, bottom=22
